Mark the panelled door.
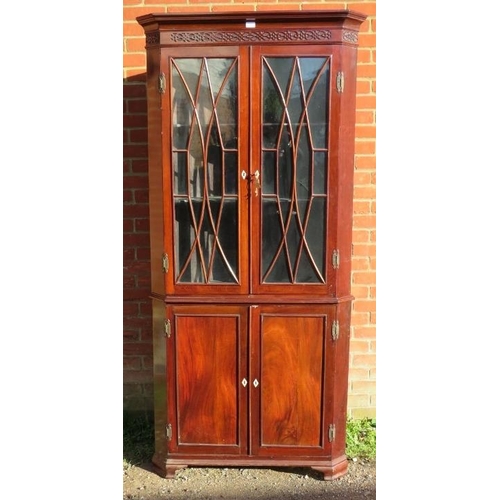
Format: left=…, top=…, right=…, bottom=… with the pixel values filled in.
left=250, top=304, right=335, bottom=457
left=163, top=44, right=339, bottom=296
left=166, top=305, right=249, bottom=456
left=250, top=45, right=340, bottom=296
left=164, top=46, right=250, bottom=296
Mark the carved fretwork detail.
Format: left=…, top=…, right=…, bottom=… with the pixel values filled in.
left=146, top=32, right=160, bottom=45
left=342, top=30, right=358, bottom=43
left=169, top=29, right=332, bottom=44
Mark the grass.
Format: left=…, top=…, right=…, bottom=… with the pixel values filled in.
left=124, top=414, right=376, bottom=468
left=123, top=412, right=155, bottom=469
left=345, top=417, right=376, bottom=460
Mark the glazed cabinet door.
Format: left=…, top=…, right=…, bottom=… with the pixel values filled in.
left=163, top=47, right=250, bottom=296
left=250, top=46, right=341, bottom=296
left=166, top=305, right=249, bottom=456
left=250, top=305, right=336, bottom=458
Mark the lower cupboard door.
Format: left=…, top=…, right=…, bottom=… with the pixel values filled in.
left=166, top=305, right=248, bottom=456
left=250, top=305, right=335, bottom=458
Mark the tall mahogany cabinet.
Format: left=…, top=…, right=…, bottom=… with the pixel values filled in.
left=137, top=10, right=366, bottom=480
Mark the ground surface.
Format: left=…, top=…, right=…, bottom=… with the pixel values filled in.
left=123, top=459, right=376, bottom=499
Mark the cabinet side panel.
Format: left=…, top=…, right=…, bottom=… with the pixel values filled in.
left=145, top=47, right=165, bottom=296
left=336, top=45, right=360, bottom=297
left=152, top=299, right=167, bottom=462
left=332, top=300, right=352, bottom=457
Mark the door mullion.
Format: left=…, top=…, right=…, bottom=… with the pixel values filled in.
left=248, top=44, right=259, bottom=295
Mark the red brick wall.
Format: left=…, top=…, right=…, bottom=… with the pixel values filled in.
left=123, top=0, right=376, bottom=418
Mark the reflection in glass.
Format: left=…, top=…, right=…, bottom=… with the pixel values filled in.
left=262, top=152, right=276, bottom=194
left=261, top=56, right=330, bottom=284
left=171, top=57, right=239, bottom=284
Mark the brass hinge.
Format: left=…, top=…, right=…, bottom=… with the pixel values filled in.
left=166, top=424, right=172, bottom=440
left=162, top=253, right=169, bottom=273
left=332, top=320, right=340, bottom=341
left=164, top=319, right=171, bottom=338
left=328, top=424, right=336, bottom=443
left=332, top=249, right=340, bottom=269
left=158, top=72, right=166, bottom=94
left=336, top=71, right=344, bottom=93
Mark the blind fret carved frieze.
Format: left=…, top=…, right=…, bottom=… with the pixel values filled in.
left=146, top=32, right=160, bottom=45
left=342, top=30, right=358, bottom=43
left=168, top=29, right=332, bottom=44
left=143, top=29, right=362, bottom=47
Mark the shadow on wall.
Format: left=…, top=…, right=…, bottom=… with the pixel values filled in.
left=123, top=73, right=154, bottom=418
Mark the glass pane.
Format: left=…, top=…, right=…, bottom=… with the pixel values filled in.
left=278, top=132, right=293, bottom=198
left=175, top=59, right=203, bottom=98
left=266, top=250, right=289, bottom=283
left=308, top=66, right=329, bottom=149
left=268, top=58, right=294, bottom=96
left=212, top=59, right=238, bottom=150
left=262, top=69, right=283, bottom=149
left=196, top=65, right=212, bottom=139
left=300, top=197, right=326, bottom=281
left=188, top=130, right=204, bottom=198
left=262, top=199, right=287, bottom=282
left=172, top=62, right=196, bottom=150
left=175, top=199, right=203, bottom=283
left=287, top=68, right=303, bottom=139
left=207, top=126, right=222, bottom=196
left=211, top=199, right=238, bottom=282
left=207, top=59, right=233, bottom=97
left=296, top=128, right=311, bottom=199
left=299, top=58, right=327, bottom=95
left=313, top=153, right=327, bottom=194
left=285, top=214, right=300, bottom=268
left=173, top=152, right=188, bottom=195
left=279, top=198, right=291, bottom=223
left=262, top=152, right=276, bottom=194
left=297, top=198, right=308, bottom=227
left=224, top=152, right=238, bottom=195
